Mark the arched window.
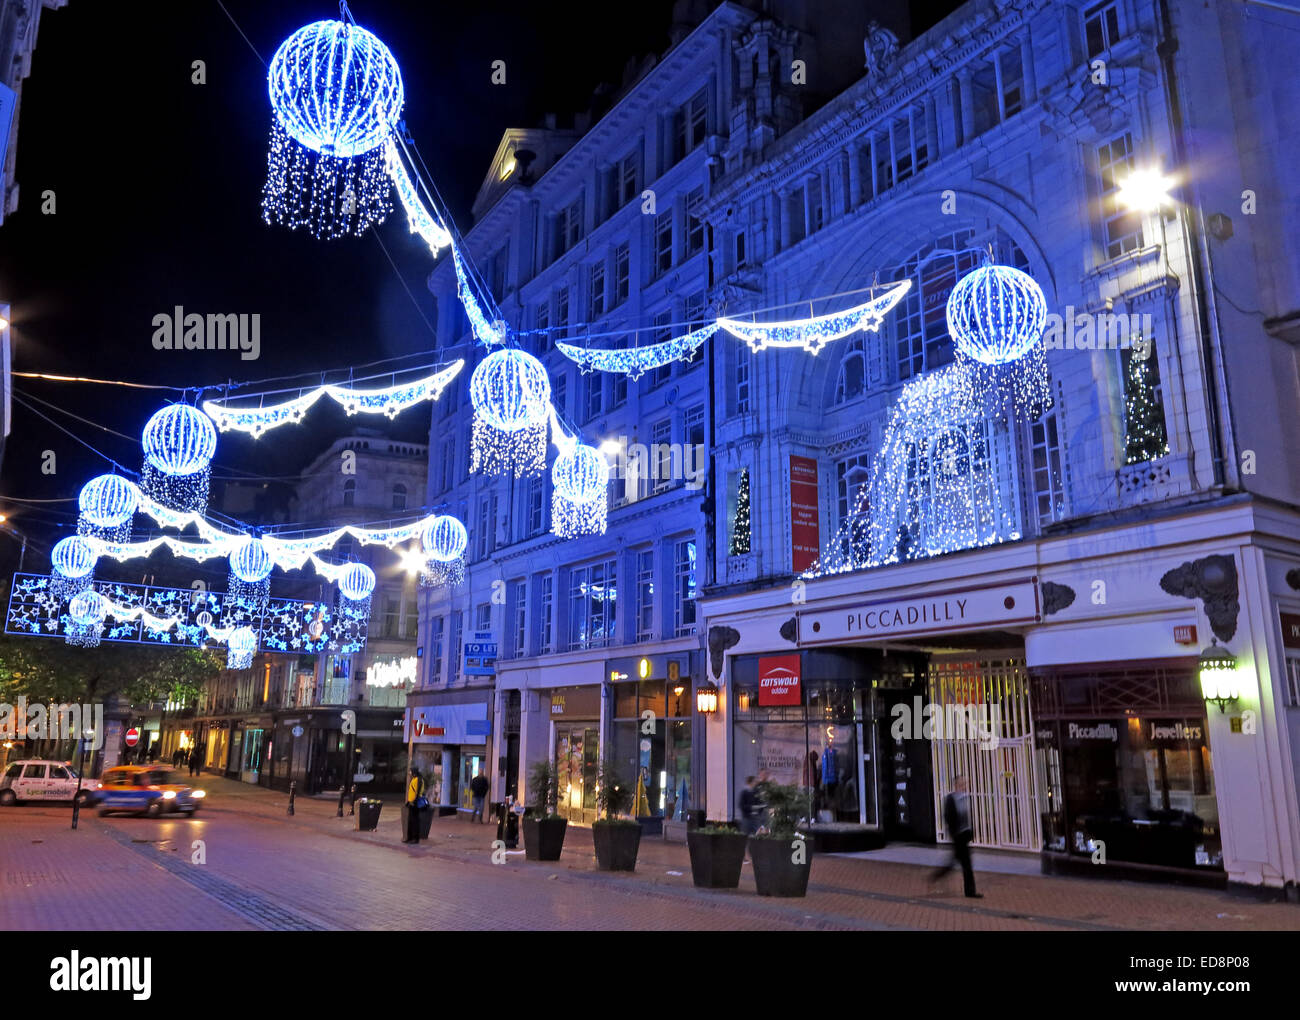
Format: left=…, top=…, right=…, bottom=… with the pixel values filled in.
left=392, top=483, right=407, bottom=511
left=834, top=336, right=866, bottom=404
left=343, top=479, right=356, bottom=508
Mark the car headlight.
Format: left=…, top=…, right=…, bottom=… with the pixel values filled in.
left=191, top=790, right=206, bottom=799
left=162, top=790, right=177, bottom=800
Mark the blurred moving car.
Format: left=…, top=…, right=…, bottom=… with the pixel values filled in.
left=94, top=765, right=205, bottom=817
left=0, top=760, right=99, bottom=806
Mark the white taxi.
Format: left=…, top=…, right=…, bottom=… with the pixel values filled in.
left=0, top=760, right=99, bottom=806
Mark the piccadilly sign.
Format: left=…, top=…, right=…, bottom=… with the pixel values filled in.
left=798, top=579, right=1039, bottom=645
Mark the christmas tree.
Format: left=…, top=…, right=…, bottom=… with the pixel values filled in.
left=729, top=469, right=752, bottom=555
left=1123, top=340, right=1169, bottom=464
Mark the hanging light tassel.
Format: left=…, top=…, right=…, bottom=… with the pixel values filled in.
left=227, top=537, right=274, bottom=616
left=419, top=516, right=467, bottom=588
left=140, top=405, right=218, bottom=514
left=65, top=588, right=107, bottom=648
left=77, top=474, right=139, bottom=544
left=226, top=627, right=258, bottom=671
left=551, top=441, right=610, bottom=539
left=470, top=348, right=552, bottom=477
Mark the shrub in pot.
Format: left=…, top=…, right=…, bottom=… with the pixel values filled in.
left=686, top=823, right=748, bottom=888
left=749, top=782, right=814, bottom=897
left=523, top=759, right=567, bottom=861
left=592, top=758, right=641, bottom=871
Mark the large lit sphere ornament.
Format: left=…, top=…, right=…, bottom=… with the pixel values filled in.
left=470, top=348, right=552, bottom=477
left=52, top=536, right=97, bottom=580
left=140, top=404, right=217, bottom=513
left=78, top=474, right=139, bottom=529
left=262, top=19, right=403, bottom=239
left=226, top=626, right=258, bottom=671
left=229, top=537, right=274, bottom=583
left=421, top=516, right=468, bottom=563
left=68, top=589, right=107, bottom=627
left=551, top=443, right=610, bottom=539
left=338, top=562, right=376, bottom=602
left=945, top=264, right=1048, bottom=366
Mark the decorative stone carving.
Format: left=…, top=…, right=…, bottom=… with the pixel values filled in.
left=1041, top=582, right=1076, bottom=616
left=708, top=625, right=741, bottom=679
left=863, top=21, right=900, bottom=79
left=779, top=617, right=797, bottom=643
left=1286, top=567, right=1300, bottom=591
left=1159, top=554, right=1239, bottom=642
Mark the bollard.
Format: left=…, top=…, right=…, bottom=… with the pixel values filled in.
left=349, top=783, right=357, bottom=816
left=287, top=780, right=296, bottom=816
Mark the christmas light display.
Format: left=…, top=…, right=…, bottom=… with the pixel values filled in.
left=1122, top=340, right=1169, bottom=464
left=228, top=536, right=274, bottom=611
left=811, top=361, right=1022, bottom=576
left=337, top=561, right=377, bottom=602
left=226, top=626, right=258, bottom=670
left=66, top=588, right=107, bottom=647
left=551, top=441, right=610, bottom=538
left=453, top=246, right=508, bottom=348
left=729, top=468, right=751, bottom=555
left=470, top=348, right=551, bottom=477
left=946, top=264, right=1047, bottom=366
left=77, top=474, right=140, bottom=531
left=262, top=18, right=404, bottom=238
left=383, top=138, right=453, bottom=254
left=717, top=280, right=911, bottom=354
left=200, top=361, right=464, bottom=437
left=140, top=403, right=218, bottom=513
left=51, top=536, right=96, bottom=580
left=418, top=514, right=467, bottom=588
left=557, top=323, right=718, bottom=379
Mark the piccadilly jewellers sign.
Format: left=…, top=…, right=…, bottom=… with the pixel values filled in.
left=798, top=579, right=1039, bottom=645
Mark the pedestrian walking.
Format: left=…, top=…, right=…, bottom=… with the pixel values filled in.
left=402, top=768, right=426, bottom=844
left=188, top=746, right=201, bottom=778
left=469, top=768, right=490, bottom=823
left=738, top=775, right=761, bottom=836
left=932, top=775, right=981, bottom=898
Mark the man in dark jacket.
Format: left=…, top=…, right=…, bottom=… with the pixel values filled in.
left=738, top=775, right=761, bottom=835
left=469, top=769, right=490, bottom=823
left=933, top=775, right=981, bottom=898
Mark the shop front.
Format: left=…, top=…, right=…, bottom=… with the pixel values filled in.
left=549, top=685, right=602, bottom=825
left=1033, top=663, right=1223, bottom=881
left=404, top=696, right=492, bottom=811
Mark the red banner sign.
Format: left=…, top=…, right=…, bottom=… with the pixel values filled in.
left=759, top=655, right=802, bottom=706
left=789, top=456, right=820, bottom=573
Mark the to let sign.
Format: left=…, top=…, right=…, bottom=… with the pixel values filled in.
left=758, top=655, right=802, bottom=706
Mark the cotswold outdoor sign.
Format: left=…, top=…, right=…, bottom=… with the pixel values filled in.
left=798, top=580, right=1039, bottom=645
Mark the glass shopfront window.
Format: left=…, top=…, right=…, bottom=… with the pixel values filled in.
left=611, top=680, right=693, bottom=819
left=1039, top=715, right=1220, bottom=870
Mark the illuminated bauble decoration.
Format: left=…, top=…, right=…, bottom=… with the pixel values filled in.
left=78, top=475, right=140, bottom=528
left=945, top=264, right=1048, bottom=366
left=262, top=19, right=403, bottom=239
left=470, top=349, right=552, bottom=431
left=229, top=537, right=274, bottom=583
left=551, top=443, right=610, bottom=539
left=268, top=20, right=404, bottom=159
left=421, top=515, right=468, bottom=562
left=338, top=562, right=376, bottom=601
left=68, top=589, right=107, bottom=627
left=142, top=405, right=218, bottom=476
left=227, top=626, right=258, bottom=670
left=52, top=536, right=97, bottom=579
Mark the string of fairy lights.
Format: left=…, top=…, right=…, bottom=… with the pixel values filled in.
left=7, top=7, right=1059, bottom=666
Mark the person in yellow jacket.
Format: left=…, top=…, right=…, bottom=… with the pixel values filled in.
left=403, top=767, right=426, bottom=844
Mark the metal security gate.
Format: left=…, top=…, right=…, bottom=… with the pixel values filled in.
left=928, top=655, right=1041, bottom=851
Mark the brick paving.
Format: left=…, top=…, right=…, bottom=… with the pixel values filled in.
left=3, top=774, right=1298, bottom=931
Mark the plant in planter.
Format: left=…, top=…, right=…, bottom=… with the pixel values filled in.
left=522, top=759, right=567, bottom=861
left=749, top=782, right=814, bottom=897
left=592, top=758, right=641, bottom=871
left=686, top=822, right=749, bottom=889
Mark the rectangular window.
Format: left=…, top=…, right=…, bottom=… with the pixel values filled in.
left=806, top=176, right=824, bottom=233
left=735, top=345, right=751, bottom=414
left=651, top=418, right=673, bottom=493
left=440, top=438, right=456, bottom=492
left=538, top=574, right=554, bottom=654
left=403, top=598, right=419, bottom=640
left=535, top=300, right=550, bottom=350
left=684, top=290, right=707, bottom=332
left=584, top=371, right=603, bottom=421
left=873, top=132, right=894, bottom=195
left=1031, top=404, right=1067, bottom=526
left=475, top=602, right=491, bottom=633
left=618, top=150, right=639, bottom=206
left=1120, top=340, right=1169, bottom=464
left=589, top=261, right=606, bottom=319
left=654, top=210, right=674, bottom=274
left=1084, top=0, right=1121, bottom=58
left=555, top=287, right=570, bottom=339
left=649, top=310, right=673, bottom=388
left=836, top=454, right=871, bottom=562
left=429, top=616, right=444, bottom=684
left=477, top=498, right=492, bottom=559
left=685, top=187, right=706, bottom=255
left=449, top=611, right=463, bottom=684
left=685, top=403, right=705, bottom=452
left=675, top=87, right=708, bottom=162
left=611, top=366, right=628, bottom=409
left=892, top=108, right=928, bottom=183
left=735, top=229, right=747, bottom=268
left=560, top=197, right=583, bottom=253
left=673, top=539, right=697, bottom=637
left=511, top=580, right=527, bottom=658
left=613, top=243, right=630, bottom=304
left=997, top=47, right=1025, bottom=119
left=568, top=559, right=618, bottom=650
left=1098, top=133, right=1144, bottom=259
left=527, top=476, right=545, bottom=536
left=553, top=373, right=567, bottom=416
left=635, top=549, right=655, bottom=642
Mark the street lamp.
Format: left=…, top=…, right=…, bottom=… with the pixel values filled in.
left=1198, top=640, right=1240, bottom=713
left=696, top=681, right=718, bottom=715
left=1117, top=167, right=1175, bottom=213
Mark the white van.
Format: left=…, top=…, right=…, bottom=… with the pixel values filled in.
left=0, top=760, right=99, bottom=805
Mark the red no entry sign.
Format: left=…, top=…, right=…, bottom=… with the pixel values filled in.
left=125, top=727, right=140, bottom=748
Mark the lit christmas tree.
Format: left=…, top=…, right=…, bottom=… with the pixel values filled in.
left=1123, top=340, right=1169, bottom=464
left=729, top=469, right=751, bottom=555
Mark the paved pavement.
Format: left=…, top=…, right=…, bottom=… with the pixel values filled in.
left=2, top=774, right=1298, bottom=931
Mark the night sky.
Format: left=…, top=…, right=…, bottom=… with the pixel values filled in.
left=0, top=0, right=957, bottom=571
